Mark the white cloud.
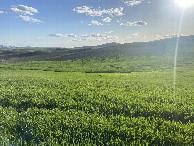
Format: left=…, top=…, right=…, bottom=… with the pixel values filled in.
left=122, top=0, right=142, bottom=6
left=73, top=6, right=102, bottom=16
left=164, top=34, right=188, bottom=38
left=68, top=34, right=77, bottom=37
left=0, top=11, right=4, bottom=14
left=103, top=17, right=112, bottom=23
left=49, top=34, right=64, bottom=37
left=17, top=5, right=37, bottom=13
left=81, top=33, right=119, bottom=42
left=82, top=34, right=90, bottom=37
left=73, top=6, right=124, bottom=17
left=120, top=21, right=147, bottom=26
left=113, top=8, right=124, bottom=16
left=83, top=33, right=104, bottom=38
left=11, top=8, right=32, bottom=15
left=10, top=5, right=38, bottom=15
left=104, top=35, right=119, bottom=41
left=156, top=34, right=188, bottom=40
left=83, top=33, right=103, bottom=39
left=91, top=20, right=103, bottom=25
left=132, top=33, right=145, bottom=38
left=90, top=33, right=104, bottom=37
left=105, top=31, right=114, bottom=34
left=19, top=15, right=42, bottom=22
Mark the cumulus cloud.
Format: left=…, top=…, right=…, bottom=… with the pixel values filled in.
left=82, top=33, right=103, bottom=38
left=73, top=6, right=124, bottom=17
left=113, top=8, right=124, bottom=16
left=68, top=34, right=77, bottom=37
left=19, top=15, right=42, bottom=22
left=91, top=20, right=103, bottom=25
left=103, top=17, right=112, bottom=23
left=122, top=0, right=142, bottom=6
left=0, top=11, right=4, bottom=14
left=73, top=6, right=102, bottom=16
left=49, top=34, right=64, bottom=37
left=10, top=5, right=38, bottom=15
left=82, top=34, right=90, bottom=37
left=90, top=33, right=104, bottom=37
left=104, top=35, right=119, bottom=41
left=120, top=21, right=147, bottom=26
left=163, top=34, right=188, bottom=38
left=156, top=34, right=188, bottom=40
left=82, top=33, right=119, bottom=42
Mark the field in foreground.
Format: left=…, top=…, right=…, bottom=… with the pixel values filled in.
left=0, top=59, right=194, bottom=145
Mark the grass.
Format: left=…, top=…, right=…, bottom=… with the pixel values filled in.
left=1, top=55, right=193, bottom=72
left=0, top=55, right=194, bottom=145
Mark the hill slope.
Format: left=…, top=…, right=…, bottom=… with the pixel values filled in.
left=0, top=35, right=194, bottom=63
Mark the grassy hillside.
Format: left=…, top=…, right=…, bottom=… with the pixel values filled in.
left=0, top=68, right=194, bottom=145
left=0, top=37, right=194, bottom=145
left=1, top=54, right=194, bottom=74
left=1, top=36, right=194, bottom=63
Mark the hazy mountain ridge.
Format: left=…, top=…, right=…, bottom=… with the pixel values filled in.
left=0, top=35, right=194, bottom=63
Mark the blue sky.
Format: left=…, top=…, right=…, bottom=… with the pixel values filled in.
left=0, top=0, right=194, bottom=48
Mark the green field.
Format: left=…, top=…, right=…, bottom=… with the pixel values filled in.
left=0, top=56, right=194, bottom=145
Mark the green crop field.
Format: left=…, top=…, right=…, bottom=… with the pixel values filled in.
left=0, top=55, right=194, bottom=145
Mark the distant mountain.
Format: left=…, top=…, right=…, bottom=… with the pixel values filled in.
left=74, top=42, right=121, bottom=49
left=0, top=35, right=194, bottom=63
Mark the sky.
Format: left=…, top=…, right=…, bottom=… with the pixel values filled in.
left=0, top=0, right=194, bottom=48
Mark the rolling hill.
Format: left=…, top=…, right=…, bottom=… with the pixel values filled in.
left=0, top=35, right=194, bottom=63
